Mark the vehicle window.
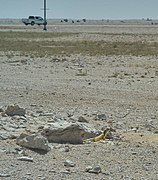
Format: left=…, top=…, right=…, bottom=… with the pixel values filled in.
left=35, top=16, right=43, bottom=20
left=29, top=16, right=34, bottom=19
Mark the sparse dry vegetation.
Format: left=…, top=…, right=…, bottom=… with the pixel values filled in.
left=1, top=31, right=158, bottom=57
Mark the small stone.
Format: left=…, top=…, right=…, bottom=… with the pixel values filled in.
left=0, top=173, right=11, bottom=177
left=38, top=126, right=44, bottom=130
left=88, top=165, right=102, bottom=174
left=49, top=170, right=56, bottom=173
left=39, top=113, right=54, bottom=117
left=105, top=130, right=113, bottom=139
left=131, top=128, right=138, bottom=133
left=76, top=68, right=87, bottom=76
left=151, top=115, right=156, bottom=119
left=64, top=160, right=76, bottom=167
left=40, top=177, right=46, bottom=180
left=0, top=108, right=4, bottom=112
left=36, top=110, right=43, bottom=114
left=5, top=105, right=26, bottom=116
left=17, top=156, right=33, bottom=162
left=1, top=112, right=7, bottom=117
left=132, top=152, right=137, bottom=155
left=0, top=131, right=13, bottom=140
left=107, top=141, right=115, bottom=145
left=153, top=130, right=158, bottom=134
left=25, top=173, right=31, bottom=175
left=60, top=170, right=71, bottom=174
left=60, top=146, right=70, bottom=152
left=85, top=166, right=93, bottom=172
left=95, top=113, right=106, bottom=121
left=78, top=116, right=89, bottom=123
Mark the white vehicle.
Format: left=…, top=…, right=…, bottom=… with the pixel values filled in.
left=22, top=16, right=46, bottom=26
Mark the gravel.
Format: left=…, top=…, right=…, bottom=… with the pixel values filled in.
left=0, top=24, right=158, bottom=180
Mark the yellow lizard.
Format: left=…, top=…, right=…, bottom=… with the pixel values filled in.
left=83, top=128, right=110, bottom=143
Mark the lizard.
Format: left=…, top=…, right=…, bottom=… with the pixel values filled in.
left=83, top=128, right=110, bottom=143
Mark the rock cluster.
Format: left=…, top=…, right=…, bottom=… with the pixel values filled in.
left=0, top=104, right=101, bottom=149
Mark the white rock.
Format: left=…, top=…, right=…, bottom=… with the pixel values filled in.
left=17, top=156, right=33, bottom=162
left=64, top=160, right=76, bottom=167
left=16, top=133, right=51, bottom=152
left=59, top=146, right=70, bottom=152
left=42, top=121, right=97, bottom=144
left=0, top=173, right=11, bottom=177
left=85, top=166, right=93, bottom=172
left=88, top=165, right=102, bottom=174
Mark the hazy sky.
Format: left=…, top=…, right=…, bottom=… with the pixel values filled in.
left=1, top=0, right=158, bottom=19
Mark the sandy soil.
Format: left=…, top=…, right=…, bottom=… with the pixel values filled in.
left=0, top=24, right=158, bottom=180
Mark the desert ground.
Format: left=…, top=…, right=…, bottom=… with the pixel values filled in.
left=0, top=20, right=158, bottom=180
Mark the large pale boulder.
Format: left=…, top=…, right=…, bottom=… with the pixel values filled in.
left=16, top=133, right=51, bottom=152
left=42, top=121, right=98, bottom=144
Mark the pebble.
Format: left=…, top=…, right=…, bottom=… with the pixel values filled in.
left=153, top=130, right=158, bottom=134
left=0, top=173, right=11, bottom=177
left=39, top=113, right=54, bottom=117
left=5, top=104, right=26, bottom=116
left=0, top=108, right=4, bottom=112
left=131, top=128, right=138, bottom=133
left=85, top=166, right=93, bottom=172
left=59, top=145, right=70, bottom=152
left=95, top=113, right=107, bottom=121
left=86, top=165, right=102, bottom=174
left=78, top=116, right=89, bottom=123
left=60, top=170, right=71, bottom=174
left=64, top=160, right=76, bottom=167
left=17, top=156, right=33, bottom=162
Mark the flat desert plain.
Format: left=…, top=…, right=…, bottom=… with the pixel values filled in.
left=0, top=21, right=158, bottom=179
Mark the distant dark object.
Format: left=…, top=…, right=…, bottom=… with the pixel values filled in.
left=147, top=18, right=152, bottom=21
left=61, top=20, right=63, bottom=22
left=29, top=16, right=35, bottom=19
left=77, top=20, right=80, bottom=23
left=82, top=19, right=86, bottom=22
left=72, top=20, right=74, bottom=23
left=64, top=19, right=68, bottom=22
left=43, top=0, right=47, bottom=31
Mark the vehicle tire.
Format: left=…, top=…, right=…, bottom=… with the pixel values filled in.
left=31, top=21, right=35, bottom=26
left=25, top=23, right=28, bottom=26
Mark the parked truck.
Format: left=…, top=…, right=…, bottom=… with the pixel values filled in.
left=22, top=16, right=46, bottom=26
